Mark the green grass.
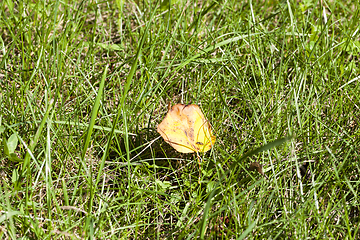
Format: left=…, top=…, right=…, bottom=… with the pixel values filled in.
left=1, top=0, right=359, bottom=239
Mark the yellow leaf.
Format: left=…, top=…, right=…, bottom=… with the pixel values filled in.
left=157, top=104, right=216, bottom=153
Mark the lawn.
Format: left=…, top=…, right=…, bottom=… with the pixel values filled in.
left=0, top=0, right=359, bottom=239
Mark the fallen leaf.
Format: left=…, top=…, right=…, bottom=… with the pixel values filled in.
left=248, top=162, right=263, bottom=175
left=157, top=104, right=216, bottom=153
left=248, top=162, right=268, bottom=179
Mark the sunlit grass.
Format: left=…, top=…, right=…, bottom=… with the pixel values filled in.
left=0, top=0, right=359, bottom=239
